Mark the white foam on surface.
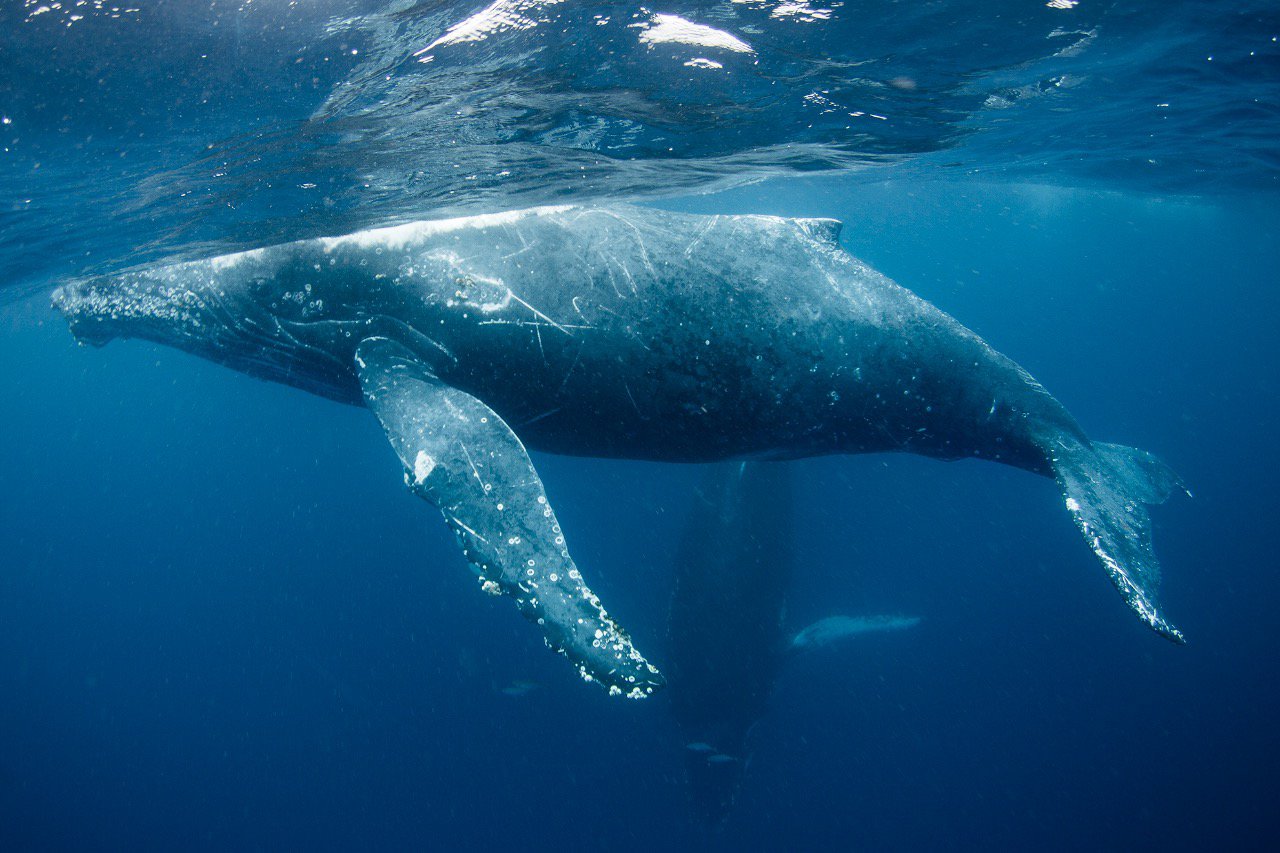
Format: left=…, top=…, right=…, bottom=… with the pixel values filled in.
left=635, top=14, right=754, bottom=54
left=417, top=0, right=565, bottom=55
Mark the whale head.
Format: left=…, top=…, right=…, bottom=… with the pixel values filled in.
left=53, top=267, right=227, bottom=350
left=52, top=254, right=361, bottom=403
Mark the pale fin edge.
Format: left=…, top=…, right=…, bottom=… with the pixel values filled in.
left=1052, top=440, right=1188, bottom=643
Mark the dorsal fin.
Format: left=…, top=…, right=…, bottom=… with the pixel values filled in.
left=794, top=217, right=843, bottom=245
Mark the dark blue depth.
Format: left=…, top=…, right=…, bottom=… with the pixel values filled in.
left=2, top=180, right=1277, bottom=850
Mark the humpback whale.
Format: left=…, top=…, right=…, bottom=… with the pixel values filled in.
left=668, top=462, right=793, bottom=821
left=668, top=460, right=918, bottom=822
left=52, top=205, right=1185, bottom=697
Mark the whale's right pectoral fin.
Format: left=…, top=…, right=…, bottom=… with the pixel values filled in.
left=354, top=336, right=663, bottom=698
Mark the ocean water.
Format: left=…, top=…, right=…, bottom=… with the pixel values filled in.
left=2, top=2, right=1279, bottom=850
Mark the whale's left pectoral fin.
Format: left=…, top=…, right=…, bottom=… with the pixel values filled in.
left=353, top=337, right=663, bottom=698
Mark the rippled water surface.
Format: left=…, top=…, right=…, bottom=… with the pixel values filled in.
left=2, top=0, right=1277, bottom=293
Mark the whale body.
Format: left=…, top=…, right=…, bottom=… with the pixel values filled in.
left=52, top=205, right=1185, bottom=696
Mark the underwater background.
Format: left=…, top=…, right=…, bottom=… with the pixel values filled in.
left=2, top=2, right=1279, bottom=850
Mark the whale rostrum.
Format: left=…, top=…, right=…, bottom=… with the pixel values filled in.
left=53, top=205, right=1187, bottom=695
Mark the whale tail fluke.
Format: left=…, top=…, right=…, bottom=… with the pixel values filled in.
left=1051, top=439, right=1188, bottom=643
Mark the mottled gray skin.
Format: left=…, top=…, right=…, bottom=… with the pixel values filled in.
left=53, top=205, right=1184, bottom=694
left=58, top=206, right=1069, bottom=466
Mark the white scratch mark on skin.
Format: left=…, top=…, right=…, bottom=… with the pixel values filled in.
left=477, top=319, right=594, bottom=331
left=448, top=514, right=489, bottom=544
left=459, top=442, right=484, bottom=489
left=500, top=242, right=536, bottom=262
left=534, top=323, right=546, bottom=364
left=509, top=292, right=571, bottom=336
left=557, top=344, right=585, bottom=397
left=594, top=248, right=627, bottom=298
left=607, top=267, right=626, bottom=298
left=618, top=258, right=638, bottom=295
left=441, top=396, right=467, bottom=421
left=518, top=407, right=562, bottom=428
left=597, top=210, right=658, bottom=281
left=629, top=327, right=653, bottom=352
left=623, top=382, right=643, bottom=418
left=592, top=302, right=626, bottom=323
left=682, top=219, right=715, bottom=258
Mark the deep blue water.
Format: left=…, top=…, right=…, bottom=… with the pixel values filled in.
left=3, top=2, right=1280, bottom=851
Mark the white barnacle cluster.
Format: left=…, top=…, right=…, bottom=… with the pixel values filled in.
left=275, top=283, right=326, bottom=319
left=71, top=268, right=222, bottom=342
left=413, top=450, right=437, bottom=485
left=445, top=270, right=514, bottom=315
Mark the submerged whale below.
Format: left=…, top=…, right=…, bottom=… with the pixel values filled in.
left=669, top=460, right=919, bottom=822
left=52, top=205, right=1186, bottom=697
